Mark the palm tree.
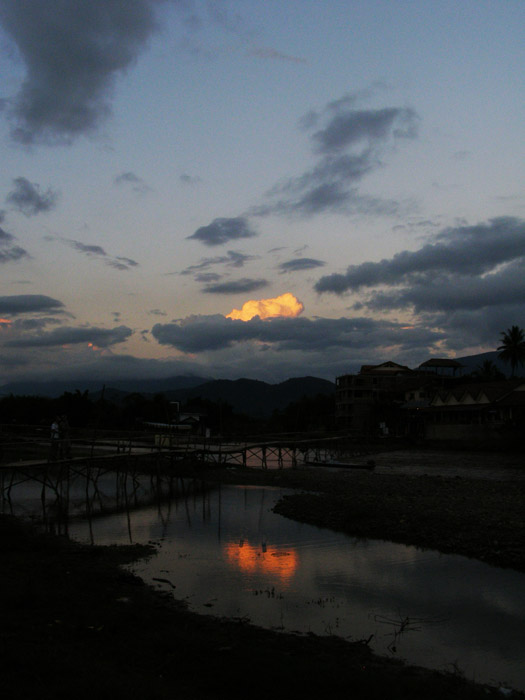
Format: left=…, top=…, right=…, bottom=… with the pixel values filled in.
left=497, top=326, right=525, bottom=377
left=474, top=359, right=504, bottom=381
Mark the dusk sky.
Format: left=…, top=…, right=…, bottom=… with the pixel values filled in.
left=1, top=0, right=524, bottom=386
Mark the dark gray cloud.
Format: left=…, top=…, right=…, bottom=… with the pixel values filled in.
left=0, top=0, right=163, bottom=144
left=69, top=241, right=107, bottom=257
left=249, top=96, right=419, bottom=217
left=6, top=177, right=58, bottom=215
left=0, top=245, right=29, bottom=263
left=10, top=316, right=62, bottom=331
left=188, top=217, right=258, bottom=246
left=202, top=278, right=268, bottom=294
left=195, top=272, right=222, bottom=283
left=4, top=324, right=132, bottom=348
left=0, top=224, right=29, bottom=263
left=363, top=261, right=525, bottom=314
left=279, top=258, right=325, bottom=273
left=0, top=294, right=65, bottom=315
left=113, top=256, right=140, bottom=269
left=312, top=107, right=418, bottom=154
left=315, top=216, right=525, bottom=295
left=56, top=238, right=139, bottom=271
left=181, top=250, right=256, bottom=275
left=191, top=93, right=418, bottom=246
left=114, top=171, right=151, bottom=193
left=151, top=314, right=442, bottom=354
left=180, top=173, right=201, bottom=185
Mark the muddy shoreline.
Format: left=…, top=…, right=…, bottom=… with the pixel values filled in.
left=2, top=447, right=524, bottom=698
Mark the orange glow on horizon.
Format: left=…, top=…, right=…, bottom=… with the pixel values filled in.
left=0, top=318, right=12, bottom=327
left=226, top=293, right=304, bottom=321
left=223, top=541, right=298, bottom=582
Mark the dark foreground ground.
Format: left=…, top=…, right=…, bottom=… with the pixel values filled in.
left=1, top=447, right=524, bottom=699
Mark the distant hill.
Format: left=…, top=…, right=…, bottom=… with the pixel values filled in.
left=455, top=351, right=512, bottom=376
left=164, top=376, right=336, bottom=418
left=0, top=375, right=211, bottom=399
left=0, top=374, right=335, bottom=419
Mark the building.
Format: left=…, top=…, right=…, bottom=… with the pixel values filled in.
left=422, top=380, right=525, bottom=441
left=335, top=359, right=461, bottom=437
left=418, top=358, right=463, bottom=376
left=336, top=361, right=416, bottom=435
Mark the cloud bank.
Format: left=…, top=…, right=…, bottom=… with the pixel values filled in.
left=4, top=324, right=132, bottom=348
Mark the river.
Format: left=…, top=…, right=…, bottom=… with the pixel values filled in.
left=2, top=464, right=524, bottom=693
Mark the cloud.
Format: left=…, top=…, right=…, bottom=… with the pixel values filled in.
left=113, top=256, right=139, bottom=269
left=188, top=217, right=258, bottom=246
left=151, top=314, right=442, bottom=355
left=114, top=171, right=151, bottom=193
left=195, top=272, right=222, bottom=283
left=202, top=278, right=269, bottom=294
left=53, top=237, right=139, bottom=271
left=0, top=225, right=29, bottom=263
left=181, top=250, right=257, bottom=276
left=312, top=107, right=418, bottom=154
left=69, top=241, right=107, bottom=257
left=180, top=173, right=201, bottom=185
left=279, top=258, right=325, bottom=273
left=363, top=262, right=525, bottom=314
left=315, top=216, right=525, bottom=295
left=6, top=177, right=58, bottom=215
left=226, top=293, right=304, bottom=321
left=1, top=1, right=168, bottom=144
left=313, top=215, right=525, bottom=352
left=0, top=294, right=65, bottom=315
left=4, top=324, right=132, bottom=348
left=249, top=95, right=419, bottom=217
left=0, top=0, right=163, bottom=144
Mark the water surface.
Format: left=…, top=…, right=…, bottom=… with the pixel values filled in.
left=63, top=481, right=525, bottom=692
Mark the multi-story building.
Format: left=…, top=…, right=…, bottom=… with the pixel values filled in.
left=335, top=359, right=462, bottom=436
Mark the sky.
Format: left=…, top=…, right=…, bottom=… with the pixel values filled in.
left=1, top=0, right=524, bottom=386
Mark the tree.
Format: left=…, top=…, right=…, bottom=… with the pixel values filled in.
left=497, top=325, right=525, bottom=377
left=474, top=359, right=505, bottom=382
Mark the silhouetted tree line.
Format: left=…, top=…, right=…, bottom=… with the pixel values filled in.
left=0, top=389, right=335, bottom=436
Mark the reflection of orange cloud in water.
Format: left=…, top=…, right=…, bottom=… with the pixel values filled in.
left=226, top=293, right=304, bottom=321
left=224, top=541, right=298, bottom=582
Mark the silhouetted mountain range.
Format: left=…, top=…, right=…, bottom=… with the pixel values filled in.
left=162, top=377, right=336, bottom=417
left=0, top=350, right=518, bottom=418
left=0, top=375, right=336, bottom=418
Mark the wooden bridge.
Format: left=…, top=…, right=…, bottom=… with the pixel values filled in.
left=0, top=426, right=374, bottom=537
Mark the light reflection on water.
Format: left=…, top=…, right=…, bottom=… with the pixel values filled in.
left=64, top=482, right=525, bottom=693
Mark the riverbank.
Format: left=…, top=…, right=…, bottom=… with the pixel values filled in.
left=195, top=450, right=525, bottom=572
left=2, top=447, right=524, bottom=698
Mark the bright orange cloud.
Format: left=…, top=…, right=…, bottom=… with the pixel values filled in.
left=226, top=293, right=304, bottom=321
left=0, top=318, right=12, bottom=326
